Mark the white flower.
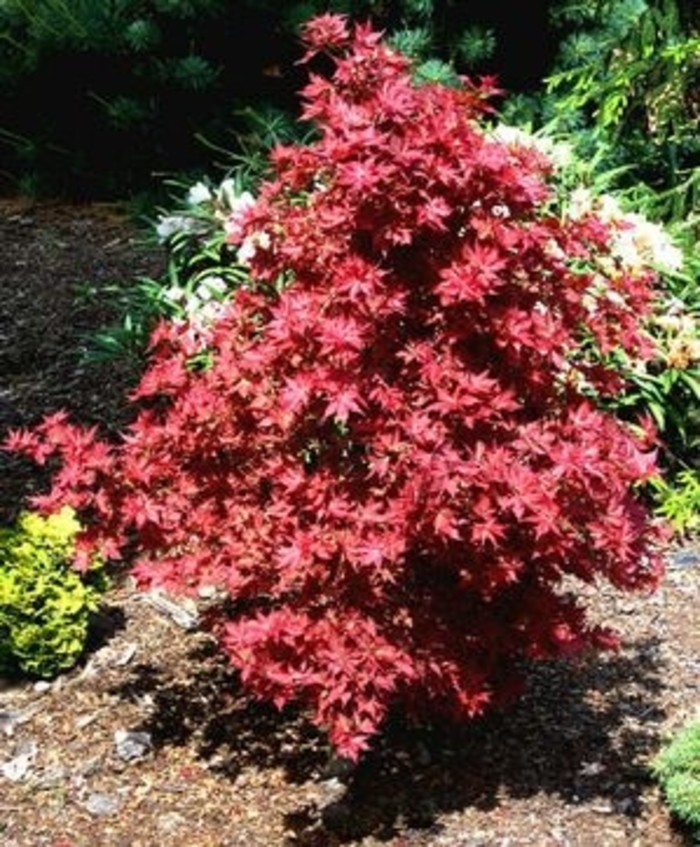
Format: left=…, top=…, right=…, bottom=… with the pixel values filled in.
left=216, top=178, right=238, bottom=209
left=544, top=238, right=566, bottom=261
left=491, top=124, right=532, bottom=147
left=597, top=194, right=624, bottom=223
left=566, top=189, right=684, bottom=274
left=196, top=300, right=226, bottom=324
left=187, top=181, right=213, bottom=206
left=224, top=191, right=258, bottom=242
left=627, top=217, right=683, bottom=272
left=567, top=188, right=594, bottom=220
left=654, top=313, right=684, bottom=333
left=183, top=294, right=202, bottom=316
left=197, top=275, right=228, bottom=299
left=612, top=215, right=684, bottom=273
left=217, top=181, right=256, bottom=215
left=547, top=140, right=573, bottom=170
left=567, top=190, right=623, bottom=223
left=155, top=214, right=197, bottom=242
left=163, top=285, right=188, bottom=303
left=237, top=230, right=271, bottom=266
left=490, top=124, right=572, bottom=170
left=613, top=229, right=643, bottom=271
left=230, top=190, right=256, bottom=214
left=237, top=238, right=257, bottom=265
left=194, top=276, right=228, bottom=303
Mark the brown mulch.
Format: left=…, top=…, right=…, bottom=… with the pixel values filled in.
left=0, top=199, right=698, bottom=846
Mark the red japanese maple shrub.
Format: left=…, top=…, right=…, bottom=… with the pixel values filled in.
left=8, top=15, right=667, bottom=760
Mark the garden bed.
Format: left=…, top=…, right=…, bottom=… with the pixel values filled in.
left=0, top=199, right=698, bottom=846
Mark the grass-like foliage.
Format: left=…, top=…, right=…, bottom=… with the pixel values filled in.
left=6, top=16, right=671, bottom=758
left=0, top=507, right=107, bottom=678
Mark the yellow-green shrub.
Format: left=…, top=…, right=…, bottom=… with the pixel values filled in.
left=0, top=507, right=107, bottom=678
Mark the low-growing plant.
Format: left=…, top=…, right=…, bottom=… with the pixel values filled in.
left=7, top=16, right=671, bottom=759
left=77, top=274, right=173, bottom=368
left=652, top=719, right=700, bottom=839
left=79, top=174, right=256, bottom=368
left=650, top=471, right=700, bottom=534
left=0, top=506, right=107, bottom=679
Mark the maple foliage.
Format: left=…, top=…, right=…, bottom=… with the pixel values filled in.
left=5, top=16, right=668, bottom=760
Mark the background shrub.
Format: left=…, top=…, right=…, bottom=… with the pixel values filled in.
left=0, top=0, right=621, bottom=200
left=0, top=0, right=305, bottom=198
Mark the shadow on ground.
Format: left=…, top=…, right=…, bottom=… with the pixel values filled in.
left=111, top=633, right=667, bottom=843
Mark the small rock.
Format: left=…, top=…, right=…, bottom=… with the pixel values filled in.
left=157, top=812, right=187, bottom=833
left=143, top=591, right=198, bottom=630
left=83, top=792, right=121, bottom=816
left=81, top=641, right=138, bottom=677
left=589, top=802, right=614, bottom=815
left=579, top=760, right=606, bottom=777
left=0, top=709, right=23, bottom=737
left=318, top=777, right=346, bottom=806
left=322, top=754, right=356, bottom=780
left=114, top=729, right=153, bottom=762
left=320, top=776, right=344, bottom=793
left=0, top=740, right=37, bottom=781
left=76, top=756, right=103, bottom=779
left=33, top=680, right=52, bottom=694
left=75, top=712, right=101, bottom=730
left=113, top=642, right=138, bottom=666
left=197, top=584, right=223, bottom=600
left=35, top=764, right=67, bottom=788
left=670, top=549, right=700, bottom=569
left=613, top=796, right=639, bottom=816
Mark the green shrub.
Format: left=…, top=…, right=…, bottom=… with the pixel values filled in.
left=0, top=506, right=107, bottom=679
left=651, top=470, right=700, bottom=534
left=652, top=719, right=700, bottom=838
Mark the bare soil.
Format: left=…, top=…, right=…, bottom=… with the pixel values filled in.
left=0, top=199, right=698, bottom=846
